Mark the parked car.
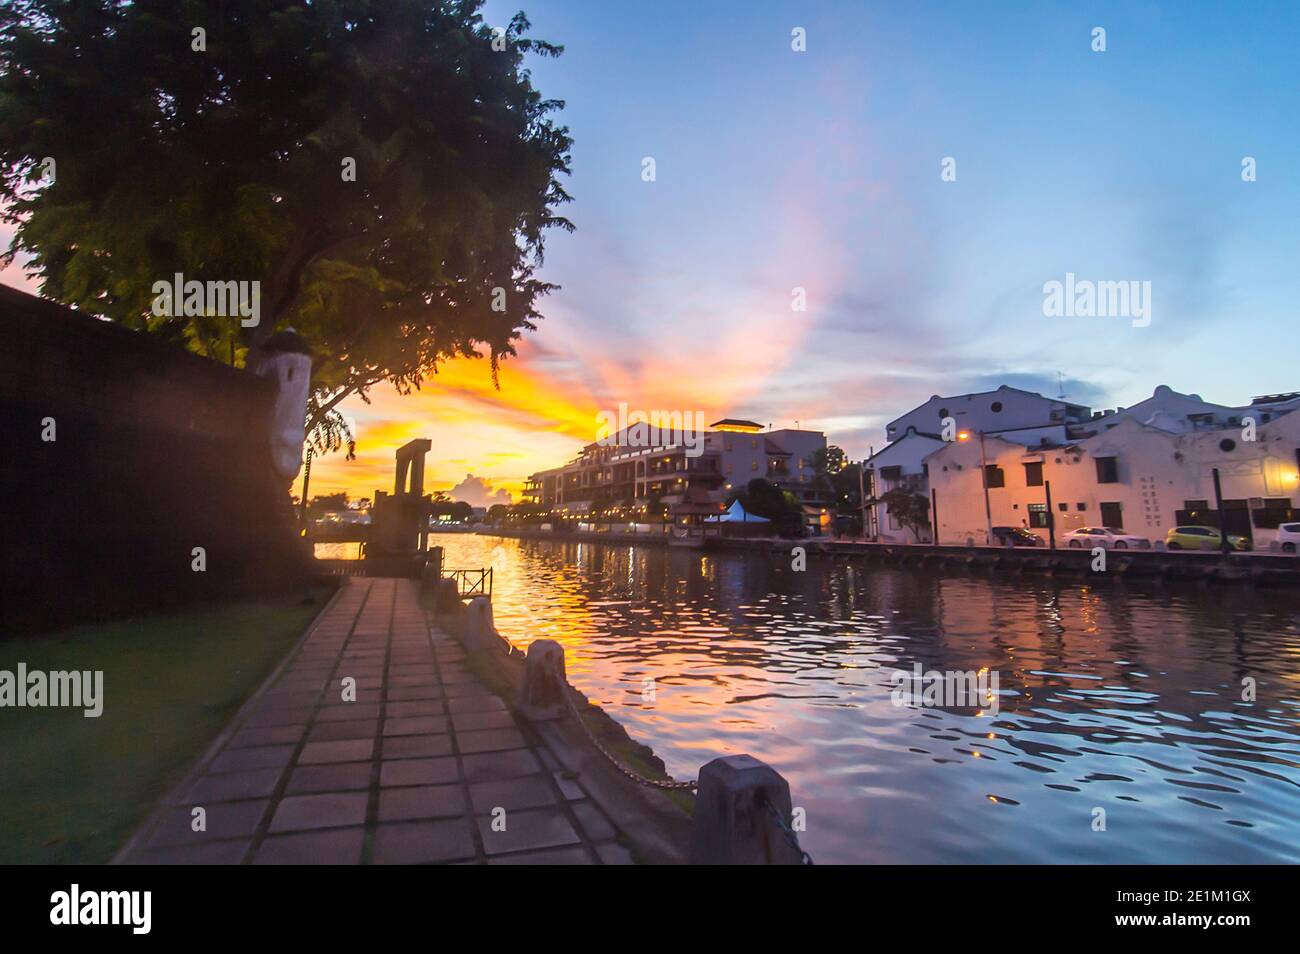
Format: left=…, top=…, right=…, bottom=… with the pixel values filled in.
left=1062, top=527, right=1151, bottom=549
left=1273, top=522, right=1300, bottom=554
left=991, top=526, right=1041, bottom=547
left=1165, top=525, right=1251, bottom=551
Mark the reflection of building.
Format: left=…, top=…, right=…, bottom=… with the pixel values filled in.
left=523, top=418, right=827, bottom=514
left=926, top=408, right=1300, bottom=547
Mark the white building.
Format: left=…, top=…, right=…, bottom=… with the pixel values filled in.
left=866, top=385, right=1091, bottom=542
left=926, top=411, right=1300, bottom=548
left=524, top=418, right=828, bottom=514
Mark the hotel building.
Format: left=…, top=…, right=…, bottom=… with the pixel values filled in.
left=523, top=418, right=828, bottom=514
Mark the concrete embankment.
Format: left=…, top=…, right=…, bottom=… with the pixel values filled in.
left=486, top=528, right=1300, bottom=586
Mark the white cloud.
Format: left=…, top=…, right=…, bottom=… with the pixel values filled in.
left=444, top=474, right=513, bottom=508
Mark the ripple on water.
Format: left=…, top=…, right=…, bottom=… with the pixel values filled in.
left=429, top=534, right=1300, bottom=863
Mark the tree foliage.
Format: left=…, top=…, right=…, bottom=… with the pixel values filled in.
left=0, top=0, right=573, bottom=451
left=880, top=487, right=931, bottom=537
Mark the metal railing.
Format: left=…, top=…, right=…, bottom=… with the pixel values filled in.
left=444, top=567, right=493, bottom=597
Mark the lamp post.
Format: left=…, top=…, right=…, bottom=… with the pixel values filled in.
left=977, top=431, right=993, bottom=546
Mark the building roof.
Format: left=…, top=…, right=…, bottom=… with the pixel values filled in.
left=711, top=418, right=763, bottom=432
left=668, top=486, right=726, bottom=516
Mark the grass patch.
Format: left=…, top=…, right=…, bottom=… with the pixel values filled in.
left=0, top=587, right=331, bottom=864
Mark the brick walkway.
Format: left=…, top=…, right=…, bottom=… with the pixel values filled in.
left=118, top=577, right=632, bottom=864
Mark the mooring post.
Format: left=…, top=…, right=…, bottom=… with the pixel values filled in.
left=519, top=639, right=567, bottom=721
left=460, top=595, right=498, bottom=652
left=433, top=576, right=460, bottom=614
left=690, top=754, right=805, bottom=865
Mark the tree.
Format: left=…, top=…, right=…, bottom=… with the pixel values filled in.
left=307, top=492, right=349, bottom=516
left=0, top=0, right=573, bottom=453
left=730, top=478, right=802, bottom=534
left=880, top=488, right=931, bottom=538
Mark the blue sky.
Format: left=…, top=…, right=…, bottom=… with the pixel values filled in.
left=479, top=0, right=1300, bottom=455
left=4, top=1, right=1296, bottom=492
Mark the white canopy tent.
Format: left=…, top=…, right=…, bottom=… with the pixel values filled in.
left=704, top=499, right=771, bottom=523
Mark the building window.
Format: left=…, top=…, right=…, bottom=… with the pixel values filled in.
left=1023, top=462, right=1044, bottom=486
left=991, top=401, right=1003, bottom=413
left=1076, top=502, right=1086, bottom=511
left=1100, top=501, right=1123, bottom=529
left=1219, top=438, right=1237, bottom=452
left=1252, top=498, right=1296, bottom=529
left=1058, top=502, right=1068, bottom=511
left=984, top=465, right=1005, bottom=488
left=1095, top=457, right=1119, bottom=483
left=1028, top=503, right=1049, bottom=528
left=939, top=407, right=949, bottom=418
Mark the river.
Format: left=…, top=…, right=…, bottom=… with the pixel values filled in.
left=427, top=533, right=1300, bottom=864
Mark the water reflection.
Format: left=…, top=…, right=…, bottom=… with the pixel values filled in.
left=431, top=533, right=1300, bottom=863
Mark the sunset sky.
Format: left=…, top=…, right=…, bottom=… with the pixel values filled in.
left=6, top=1, right=1299, bottom=504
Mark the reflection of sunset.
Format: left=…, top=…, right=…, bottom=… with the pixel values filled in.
left=429, top=533, right=1300, bottom=865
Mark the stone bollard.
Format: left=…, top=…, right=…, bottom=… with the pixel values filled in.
left=434, top=577, right=460, bottom=614
left=690, top=754, right=805, bottom=865
left=519, top=639, right=567, bottom=721
left=460, top=595, right=497, bottom=652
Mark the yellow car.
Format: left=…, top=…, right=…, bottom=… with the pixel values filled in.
left=1165, top=526, right=1251, bottom=551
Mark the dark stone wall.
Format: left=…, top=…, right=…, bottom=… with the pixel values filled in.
left=0, top=286, right=310, bottom=633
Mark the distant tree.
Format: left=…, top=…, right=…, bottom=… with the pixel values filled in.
left=0, top=0, right=573, bottom=454
left=731, top=478, right=802, bottom=534
left=880, top=488, right=931, bottom=538
left=486, top=504, right=509, bottom=524
left=307, top=492, right=349, bottom=516
left=811, top=445, right=846, bottom=475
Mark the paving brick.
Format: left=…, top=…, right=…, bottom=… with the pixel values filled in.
left=372, top=820, right=475, bottom=864
left=382, top=733, right=454, bottom=759
left=316, top=703, right=380, bottom=722
left=307, top=719, right=378, bottom=742
left=148, top=800, right=269, bottom=847
left=130, top=839, right=249, bottom=865
left=378, top=784, right=466, bottom=822
left=385, top=700, right=444, bottom=719
left=461, top=749, right=541, bottom=782
left=285, top=761, right=374, bottom=794
left=456, top=727, right=526, bottom=754
left=488, top=846, right=592, bottom=865
left=570, top=800, right=618, bottom=841
left=185, top=768, right=283, bottom=804
left=477, top=807, right=580, bottom=856
left=448, top=695, right=508, bottom=715
left=269, top=792, right=369, bottom=832
left=254, top=828, right=365, bottom=865
left=469, top=775, right=556, bottom=814
left=383, top=715, right=448, bottom=736
left=298, top=738, right=374, bottom=765
left=594, top=841, right=636, bottom=865
left=379, top=757, right=460, bottom=787
left=452, top=709, right=517, bottom=733
left=386, top=685, right=443, bottom=701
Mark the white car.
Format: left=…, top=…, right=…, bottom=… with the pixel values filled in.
left=1276, top=522, right=1300, bottom=554
left=1062, top=527, right=1150, bottom=550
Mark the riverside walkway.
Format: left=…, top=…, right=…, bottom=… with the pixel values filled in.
left=116, top=577, right=633, bottom=864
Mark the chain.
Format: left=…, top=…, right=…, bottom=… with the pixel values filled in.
left=561, top=688, right=698, bottom=791
left=763, top=798, right=815, bottom=865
